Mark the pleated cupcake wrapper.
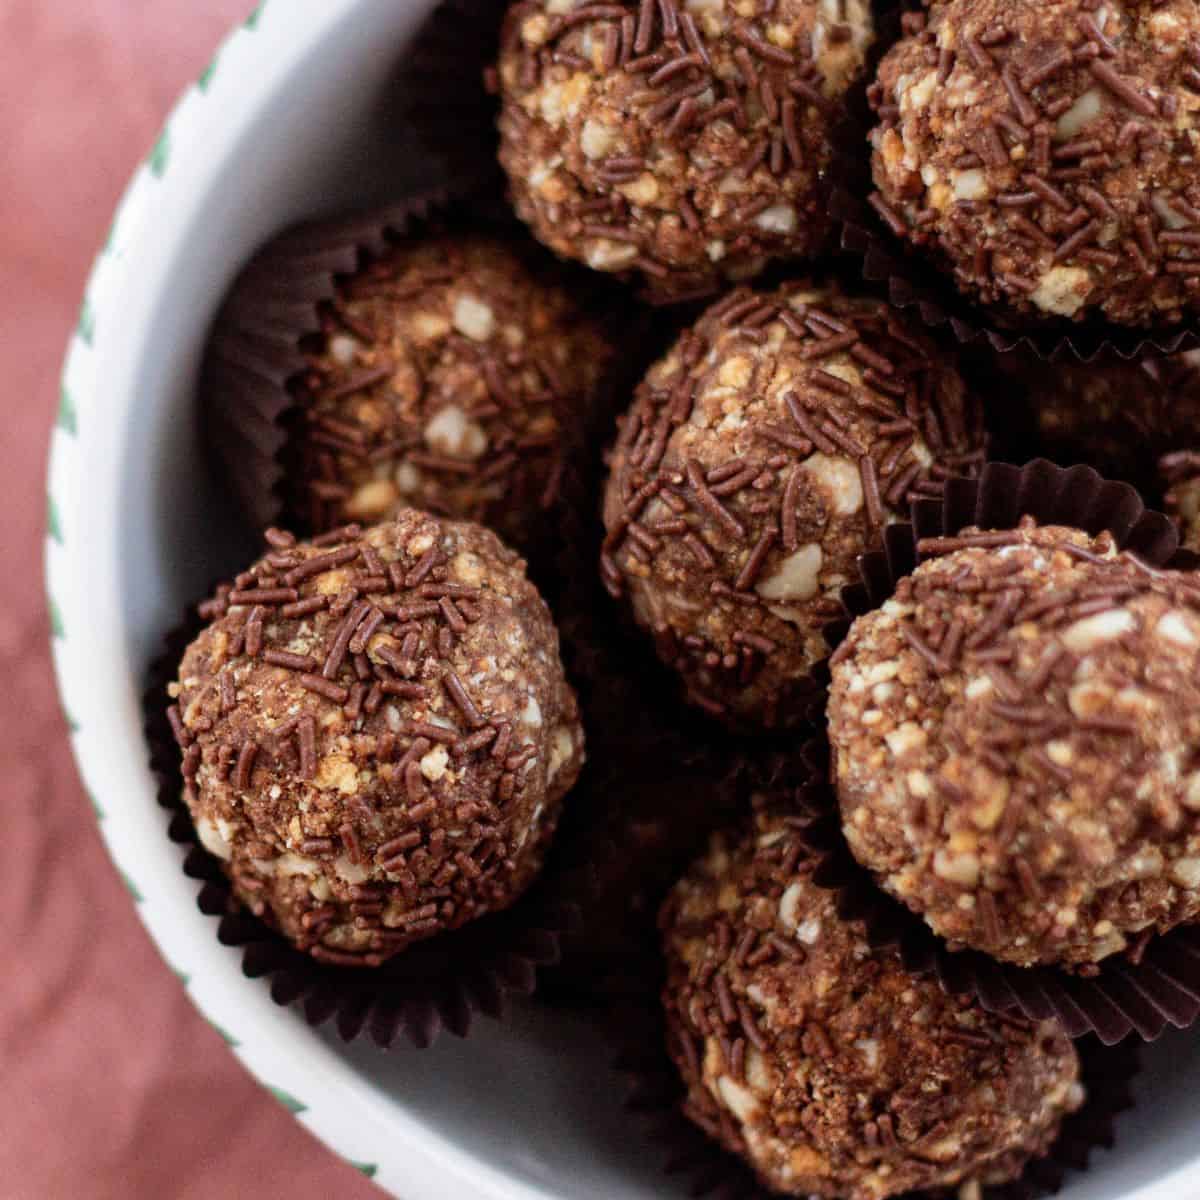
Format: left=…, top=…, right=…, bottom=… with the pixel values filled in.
left=831, top=178, right=1200, bottom=366
left=811, top=457, right=1200, bottom=1046
left=202, top=187, right=467, bottom=534
left=201, top=184, right=632, bottom=585
left=829, top=0, right=1200, bottom=367
left=144, top=607, right=584, bottom=1050
left=609, top=783, right=1139, bottom=1200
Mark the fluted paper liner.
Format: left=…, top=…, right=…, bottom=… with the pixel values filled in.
left=832, top=178, right=1200, bottom=366
left=144, top=608, right=582, bottom=1050
left=816, top=458, right=1200, bottom=1045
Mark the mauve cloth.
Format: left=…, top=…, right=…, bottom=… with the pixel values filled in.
left=2, top=4, right=382, bottom=1196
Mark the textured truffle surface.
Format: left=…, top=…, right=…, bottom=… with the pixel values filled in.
left=291, top=234, right=614, bottom=549
left=661, top=810, right=1083, bottom=1199
left=870, top=0, right=1200, bottom=327
left=830, top=520, right=1200, bottom=968
left=1162, top=448, right=1200, bottom=551
left=496, top=0, right=874, bottom=299
left=601, top=281, right=985, bottom=729
left=169, top=513, right=584, bottom=966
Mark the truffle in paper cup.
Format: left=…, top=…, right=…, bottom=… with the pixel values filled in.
left=201, top=193, right=624, bottom=568
left=817, top=459, right=1200, bottom=1045
left=145, top=511, right=588, bottom=1049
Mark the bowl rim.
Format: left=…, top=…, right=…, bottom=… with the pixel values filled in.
left=41, top=3, right=1200, bottom=1199
left=44, top=3, right=573, bottom=1197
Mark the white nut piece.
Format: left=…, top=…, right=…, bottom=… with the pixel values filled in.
left=801, top=453, right=864, bottom=516
left=452, top=293, right=497, bottom=341
left=424, top=405, right=488, bottom=460
left=756, top=544, right=823, bottom=602
left=1061, top=608, right=1136, bottom=654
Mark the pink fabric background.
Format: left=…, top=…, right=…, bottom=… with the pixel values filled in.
left=3, top=4, right=381, bottom=1196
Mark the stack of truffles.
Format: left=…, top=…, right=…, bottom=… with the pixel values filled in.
left=168, top=0, right=1200, bottom=1196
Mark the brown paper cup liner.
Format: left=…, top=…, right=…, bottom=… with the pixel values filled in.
left=815, top=458, right=1200, bottom=1045
left=831, top=0, right=1200, bottom=375
left=200, top=187, right=633, bottom=594
left=611, top=785, right=1139, bottom=1200
left=201, top=189, right=461, bottom=533
left=144, top=606, right=583, bottom=1050
left=833, top=180, right=1200, bottom=365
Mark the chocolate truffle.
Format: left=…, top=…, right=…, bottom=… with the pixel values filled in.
left=1162, top=449, right=1200, bottom=551
left=289, top=234, right=614, bottom=548
left=601, top=281, right=986, bottom=729
left=661, top=810, right=1083, bottom=1199
left=495, top=0, right=875, bottom=300
left=991, top=351, right=1200, bottom=490
left=168, top=512, right=585, bottom=966
left=830, top=520, right=1200, bottom=968
left=870, top=0, right=1200, bottom=327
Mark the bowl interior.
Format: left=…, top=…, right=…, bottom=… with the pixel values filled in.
left=58, top=0, right=1200, bottom=1196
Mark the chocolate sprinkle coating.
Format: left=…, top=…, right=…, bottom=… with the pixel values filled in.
left=1162, top=447, right=1200, bottom=551
left=495, top=0, right=874, bottom=300
left=601, top=280, right=986, bottom=729
left=169, top=512, right=584, bottom=966
left=660, top=807, right=1083, bottom=1200
left=290, top=234, right=615, bottom=549
left=871, top=0, right=1200, bottom=328
left=831, top=520, right=1200, bottom=969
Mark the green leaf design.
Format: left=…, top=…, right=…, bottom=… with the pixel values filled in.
left=209, top=1020, right=240, bottom=1048
left=120, top=869, right=144, bottom=903
left=198, top=57, right=218, bottom=92
left=89, top=791, right=104, bottom=820
left=47, top=493, right=63, bottom=545
left=148, top=129, right=171, bottom=178
left=245, top=2, right=266, bottom=29
left=58, top=384, right=77, bottom=434
left=48, top=595, right=65, bottom=640
left=78, top=298, right=95, bottom=346
left=268, top=1087, right=307, bottom=1115
left=352, top=1163, right=378, bottom=1180
left=171, top=966, right=190, bottom=986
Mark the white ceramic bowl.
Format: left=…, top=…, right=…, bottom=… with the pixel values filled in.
left=46, top=2, right=1200, bottom=1196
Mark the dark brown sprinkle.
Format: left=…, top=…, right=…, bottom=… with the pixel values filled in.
left=234, top=741, right=258, bottom=791
left=298, top=673, right=350, bottom=704
left=443, top=670, right=486, bottom=728
left=734, top=527, right=777, bottom=592
left=1090, top=59, right=1158, bottom=117
left=283, top=545, right=359, bottom=586
left=262, top=649, right=317, bottom=672
left=228, top=587, right=298, bottom=607
left=280, top=595, right=327, bottom=620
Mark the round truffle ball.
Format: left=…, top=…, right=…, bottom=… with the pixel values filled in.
left=661, top=810, right=1083, bottom=1200
left=290, top=234, right=615, bottom=549
left=169, top=512, right=585, bottom=966
left=496, top=0, right=875, bottom=300
left=992, top=351, right=1200, bottom=491
left=601, top=282, right=986, bottom=729
left=830, top=520, right=1200, bottom=968
left=870, top=0, right=1200, bottom=327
